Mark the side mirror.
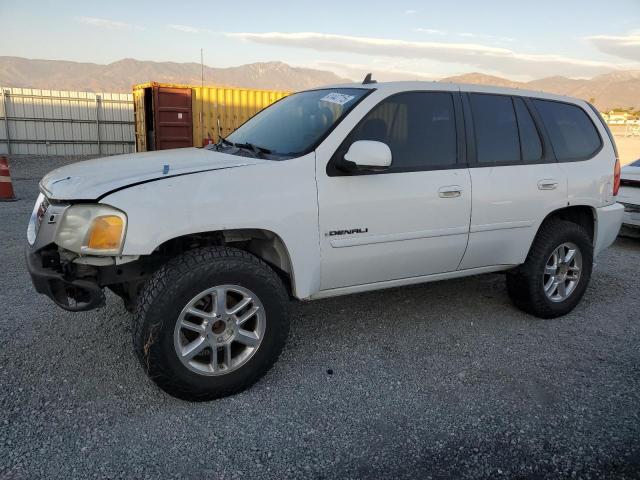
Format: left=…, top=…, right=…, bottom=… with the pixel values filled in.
left=341, top=140, right=392, bottom=172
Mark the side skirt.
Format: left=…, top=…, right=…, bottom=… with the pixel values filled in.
left=308, top=265, right=515, bottom=300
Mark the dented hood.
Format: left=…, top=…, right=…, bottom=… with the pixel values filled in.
left=40, top=148, right=262, bottom=200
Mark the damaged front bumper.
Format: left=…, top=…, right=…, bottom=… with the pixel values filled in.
left=26, top=195, right=105, bottom=311
left=26, top=247, right=106, bottom=311
left=26, top=193, right=150, bottom=312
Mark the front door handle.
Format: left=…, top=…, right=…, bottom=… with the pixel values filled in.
left=438, top=185, right=462, bottom=198
left=538, top=179, right=559, bottom=190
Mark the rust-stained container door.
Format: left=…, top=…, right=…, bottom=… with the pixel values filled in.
left=153, top=86, right=193, bottom=150
left=133, top=86, right=147, bottom=152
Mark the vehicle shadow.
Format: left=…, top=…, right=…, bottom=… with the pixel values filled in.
left=55, top=271, right=516, bottom=404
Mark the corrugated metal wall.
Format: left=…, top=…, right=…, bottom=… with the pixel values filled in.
left=0, top=87, right=135, bottom=155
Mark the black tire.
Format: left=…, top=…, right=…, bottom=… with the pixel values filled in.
left=132, top=246, right=290, bottom=401
left=506, top=219, right=593, bottom=319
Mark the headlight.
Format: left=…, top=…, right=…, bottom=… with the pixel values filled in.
left=55, top=204, right=127, bottom=255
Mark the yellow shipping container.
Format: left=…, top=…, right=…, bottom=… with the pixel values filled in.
left=132, top=82, right=289, bottom=152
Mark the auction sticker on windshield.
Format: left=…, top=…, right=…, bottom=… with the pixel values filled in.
left=320, top=92, right=356, bottom=105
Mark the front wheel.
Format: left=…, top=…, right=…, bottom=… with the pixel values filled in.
left=506, top=219, right=593, bottom=318
left=132, top=247, right=290, bottom=401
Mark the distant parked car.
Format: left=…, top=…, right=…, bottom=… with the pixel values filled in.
left=618, top=159, right=640, bottom=232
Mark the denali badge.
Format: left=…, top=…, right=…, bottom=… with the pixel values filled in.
left=328, top=228, right=369, bottom=236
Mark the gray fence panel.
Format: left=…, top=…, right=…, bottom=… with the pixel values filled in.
left=0, top=86, right=135, bottom=155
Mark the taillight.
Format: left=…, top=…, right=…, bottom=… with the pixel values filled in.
left=613, top=158, right=621, bottom=196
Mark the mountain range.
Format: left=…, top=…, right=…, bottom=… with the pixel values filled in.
left=1, top=56, right=638, bottom=111
left=0, top=57, right=349, bottom=93
left=440, top=71, right=640, bottom=112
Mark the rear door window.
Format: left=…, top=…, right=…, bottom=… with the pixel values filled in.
left=470, top=94, right=520, bottom=165
left=532, top=99, right=601, bottom=161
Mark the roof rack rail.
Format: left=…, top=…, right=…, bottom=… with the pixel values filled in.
left=362, top=73, right=377, bottom=85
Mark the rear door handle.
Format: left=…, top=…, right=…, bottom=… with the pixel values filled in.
left=537, top=179, right=559, bottom=190
left=438, top=186, right=462, bottom=198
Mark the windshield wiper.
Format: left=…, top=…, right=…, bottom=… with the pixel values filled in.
left=215, top=137, right=273, bottom=158
left=206, top=137, right=231, bottom=152
left=235, top=142, right=272, bottom=157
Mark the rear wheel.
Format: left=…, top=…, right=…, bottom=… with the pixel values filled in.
left=506, top=219, right=593, bottom=318
left=133, top=247, right=289, bottom=401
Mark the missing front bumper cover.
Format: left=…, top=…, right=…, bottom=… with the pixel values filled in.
left=26, top=248, right=105, bottom=312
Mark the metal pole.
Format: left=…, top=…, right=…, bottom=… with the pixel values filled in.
left=95, top=95, right=101, bottom=155
left=200, top=48, right=204, bottom=145
left=1, top=89, right=10, bottom=154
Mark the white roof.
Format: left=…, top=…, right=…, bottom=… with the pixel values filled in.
left=316, top=80, right=585, bottom=106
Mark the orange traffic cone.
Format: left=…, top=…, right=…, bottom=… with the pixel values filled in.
left=0, top=155, right=17, bottom=201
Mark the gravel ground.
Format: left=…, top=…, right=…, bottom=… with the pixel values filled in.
left=1, top=155, right=640, bottom=479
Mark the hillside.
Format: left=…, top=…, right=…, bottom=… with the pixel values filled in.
left=441, top=71, right=640, bottom=111
left=0, top=56, right=638, bottom=111
left=0, top=56, right=350, bottom=92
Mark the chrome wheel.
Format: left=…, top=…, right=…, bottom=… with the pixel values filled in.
left=542, top=242, right=582, bottom=302
left=173, top=285, right=266, bottom=376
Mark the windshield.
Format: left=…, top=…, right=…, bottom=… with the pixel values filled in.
left=224, top=88, right=369, bottom=157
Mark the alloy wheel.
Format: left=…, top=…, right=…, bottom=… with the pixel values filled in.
left=173, top=285, right=266, bottom=376
left=542, top=242, right=582, bottom=302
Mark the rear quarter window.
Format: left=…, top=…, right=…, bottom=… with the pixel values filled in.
left=532, top=99, right=602, bottom=161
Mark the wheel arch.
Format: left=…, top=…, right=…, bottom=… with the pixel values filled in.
left=542, top=205, right=595, bottom=242
left=151, top=228, right=298, bottom=297
left=527, top=205, right=596, bottom=257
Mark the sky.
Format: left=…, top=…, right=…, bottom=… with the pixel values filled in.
left=1, top=0, right=639, bottom=81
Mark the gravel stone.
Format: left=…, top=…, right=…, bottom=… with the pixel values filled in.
left=1, top=155, right=639, bottom=479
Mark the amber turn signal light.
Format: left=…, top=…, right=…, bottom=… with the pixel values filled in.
left=86, top=215, right=124, bottom=251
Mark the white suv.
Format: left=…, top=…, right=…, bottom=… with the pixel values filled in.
left=27, top=79, right=624, bottom=400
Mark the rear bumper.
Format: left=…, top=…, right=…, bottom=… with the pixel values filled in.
left=26, top=248, right=105, bottom=311
left=594, top=203, right=624, bottom=257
